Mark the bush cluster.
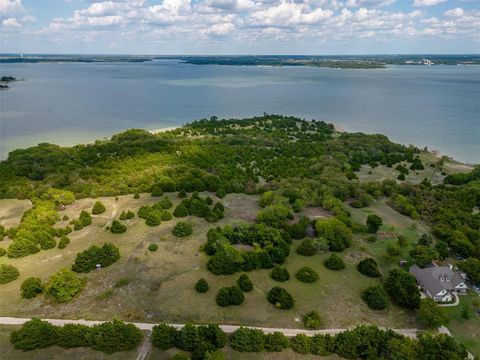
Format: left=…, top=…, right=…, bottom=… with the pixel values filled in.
left=295, top=267, right=319, bottom=283
left=303, top=311, right=322, bottom=329
left=216, top=286, right=244, bottom=307
left=45, top=268, right=82, bottom=303
left=10, top=318, right=142, bottom=354
left=20, top=277, right=43, bottom=299
left=91, top=201, right=106, bottom=215
left=119, top=210, right=135, bottom=220
left=267, top=286, right=294, bottom=309
left=230, top=327, right=265, bottom=352
left=173, top=221, right=193, bottom=237
left=296, top=238, right=317, bottom=256
left=205, top=223, right=290, bottom=275
left=385, top=268, right=420, bottom=309
left=152, top=323, right=226, bottom=359
left=324, top=253, right=345, bottom=270
left=72, top=210, right=92, bottom=231
left=110, top=219, right=127, bottom=234
left=315, top=218, right=352, bottom=252
left=57, top=235, right=70, bottom=249
left=0, top=264, right=20, bottom=284
left=362, top=286, right=388, bottom=310
left=270, top=266, right=290, bottom=282
left=237, top=274, right=253, bottom=292
left=173, top=193, right=224, bottom=222
left=357, top=258, right=381, bottom=278
left=72, top=243, right=120, bottom=273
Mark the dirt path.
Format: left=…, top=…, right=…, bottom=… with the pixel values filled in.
left=136, top=331, right=152, bottom=360
left=0, top=316, right=419, bottom=338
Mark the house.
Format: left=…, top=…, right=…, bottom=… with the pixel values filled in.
left=409, top=264, right=468, bottom=303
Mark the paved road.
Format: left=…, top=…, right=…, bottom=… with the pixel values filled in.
left=0, top=316, right=419, bottom=338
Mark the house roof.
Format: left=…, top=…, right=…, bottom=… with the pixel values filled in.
left=409, top=265, right=465, bottom=296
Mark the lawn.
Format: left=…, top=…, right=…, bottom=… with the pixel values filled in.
left=443, top=292, right=480, bottom=357
left=0, top=193, right=418, bottom=329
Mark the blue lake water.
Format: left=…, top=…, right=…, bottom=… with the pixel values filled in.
left=1, top=60, right=479, bottom=163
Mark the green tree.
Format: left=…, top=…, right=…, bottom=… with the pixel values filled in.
left=230, top=327, right=265, bottom=352
left=362, top=285, right=388, bottom=310
left=458, top=258, right=480, bottom=284
left=20, top=277, right=43, bottom=299
left=303, top=311, right=322, bottom=329
left=296, top=266, right=319, bottom=283
left=385, top=268, right=420, bottom=308
left=0, top=264, right=20, bottom=284
left=45, top=268, right=82, bottom=303
left=315, top=218, right=352, bottom=252
left=92, top=201, right=106, bottom=215
left=366, top=214, right=383, bottom=233
left=195, top=278, right=209, bottom=293
left=357, top=258, right=381, bottom=277
left=237, top=274, right=253, bottom=292
left=10, top=318, right=57, bottom=350
left=418, top=298, right=448, bottom=328
left=296, top=238, right=317, bottom=256
left=270, top=266, right=290, bottom=282
left=264, top=332, right=289, bottom=352
left=324, top=253, right=345, bottom=270
left=290, top=334, right=311, bottom=354
left=173, top=221, right=193, bottom=237
left=267, top=286, right=294, bottom=309
left=86, top=320, right=143, bottom=354
left=151, top=323, right=177, bottom=350
left=110, top=219, right=127, bottom=234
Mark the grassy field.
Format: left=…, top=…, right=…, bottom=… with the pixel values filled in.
left=356, top=151, right=473, bottom=185
left=347, top=198, right=430, bottom=271
left=0, top=193, right=418, bottom=329
left=443, top=292, right=480, bottom=357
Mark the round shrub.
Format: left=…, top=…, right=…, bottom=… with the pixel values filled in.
left=290, top=334, right=311, bottom=354
left=267, top=286, right=294, bottom=309
left=45, top=268, right=82, bottom=303
left=148, top=243, right=158, bottom=252
left=110, top=219, right=127, bottom=234
left=195, top=278, right=209, bottom=293
left=296, top=238, right=317, bottom=256
left=296, top=266, right=319, bottom=283
left=362, top=285, right=388, bottom=310
left=230, top=327, right=265, bottom=352
left=270, top=265, right=290, bottom=282
left=151, top=185, right=164, bottom=197
left=10, top=318, right=57, bottom=350
left=21, top=277, right=43, bottom=299
left=7, top=237, right=39, bottom=258
left=159, top=197, right=173, bottom=209
left=0, top=247, right=6, bottom=257
left=152, top=323, right=177, bottom=350
left=133, top=193, right=140, bottom=199
left=119, top=210, right=135, bottom=220
left=92, top=201, right=106, bottom=215
left=172, top=221, right=193, bottom=237
left=161, top=210, right=173, bottom=221
left=264, top=332, right=289, bottom=352
left=357, top=258, right=381, bottom=278
left=0, top=263, right=20, bottom=284
left=237, top=274, right=253, bottom=292
left=324, top=253, right=345, bottom=270
left=37, top=231, right=56, bottom=250
left=146, top=210, right=162, bottom=227
left=303, top=310, right=322, bottom=329
left=216, top=286, right=244, bottom=306
left=57, top=235, right=70, bottom=249
left=86, top=320, right=143, bottom=354
left=173, top=204, right=189, bottom=218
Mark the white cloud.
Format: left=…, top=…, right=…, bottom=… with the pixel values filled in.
left=0, top=0, right=23, bottom=16
left=250, top=2, right=333, bottom=26
left=2, top=16, right=20, bottom=27
left=413, top=0, right=446, bottom=7
left=444, top=8, right=464, bottom=18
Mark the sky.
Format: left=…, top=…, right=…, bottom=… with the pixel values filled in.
left=1, top=0, right=479, bottom=54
